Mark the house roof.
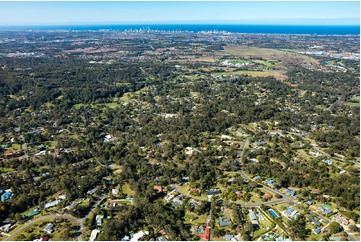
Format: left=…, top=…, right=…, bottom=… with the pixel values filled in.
left=1, top=191, right=12, bottom=201
left=219, top=216, right=231, bottom=226
left=285, top=189, right=296, bottom=196
left=262, top=193, right=272, bottom=199
left=225, top=235, right=234, bottom=241
left=44, top=223, right=54, bottom=233
left=40, top=236, right=49, bottom=241
left=27, top=209, right=40, bottom=217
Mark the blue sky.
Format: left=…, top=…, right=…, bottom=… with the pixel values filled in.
left=0, top=1, right=359, bottom=25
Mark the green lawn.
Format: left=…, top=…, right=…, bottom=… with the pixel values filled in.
left=186, top=212, right=208, bottom=225
left=252, top=59, right=281, bottom=68
left=122, top=184, right=135, bottom=196
left=349, top=96, right=360, bottom=102
left=13, top=219, right=78, bottom=241
left=11, top=143, right=21, bottom=150
left=177, top=184, right=209, bottom=201
left=253, top=210, right=275, bottom=239
left=73, top=102, right=121, bottom=109
left=0, top=167, right=14, bottom=172
left=345, top=102, right=360, bottom=108
left=345, top=96, right=360, bottom=107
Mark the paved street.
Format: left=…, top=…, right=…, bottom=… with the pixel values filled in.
left=5, top=214, right=81, bottom=241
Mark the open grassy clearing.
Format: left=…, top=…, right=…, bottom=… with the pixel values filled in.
left=216, top=45, right=320, bottom=67
left=0, top=167, right=14, bottom=172
left=10, top=143, right=21, bottom=150
left=213, top=70, right=286, bottom=79
left=73, top=102, right=122, bottom=109
left=345, top=102, right=360, bottom=108
left=184, top=211, right=208, bottom=225
left=13, top=218, right=78, bottom=241
left=122, top=183, right=135, bottom=196
left=252, top=59, right=282, bottom=68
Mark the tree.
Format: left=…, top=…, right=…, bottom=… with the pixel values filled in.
left=329, top=221, right=342, bottom=234
left=289, top=215, right=310, bottom=240
left=349, top=225, right=359, bottom=233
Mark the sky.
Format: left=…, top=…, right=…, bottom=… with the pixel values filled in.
left=0, top=1, right=359, bottom=25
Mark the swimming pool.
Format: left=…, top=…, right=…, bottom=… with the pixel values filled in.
left=198, top=227, right=203, bottom=233
left=268, top=209, right=279, bottom=219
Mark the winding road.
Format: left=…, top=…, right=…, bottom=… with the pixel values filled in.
left=4, top=195, right=106, bottom=241
left=4, top=214, right=82, bottom=241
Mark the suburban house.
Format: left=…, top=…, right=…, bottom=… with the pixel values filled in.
left=311, top=189, right=319, bottom=194
left=262, top=193, right=272, bottom=200
left=121, top=235, right=130, bottom=241
left=130, top=231, right=149, bottom=241
left=44, top=199, right=60, bottom=209
left=86, top=187, right=98, bottom=195
left=165, top=190, right=177, bottom=202
left=264, top=179, right=275, bottom=187
left=189, top=187, right=200, bottom=194
left=235, top=191, right=244, bottom=198
left=153, top=185, right=163, bottom=193
left=172, top=195, right=184, bottom=206
left=208, top=188, right=221, bottom=195
left=89, top=229, right=100, bottom=241
left=95, top=215, right=104, bottom=226
left=1, top=190, right=13, bottom=201
left=253, top=176, right=261, bottom=180
left=0, top=224, right=12, bottom=233
left=248, top=209, right=259, bottom=226
left=197, top=222, right=210, bottom=241
left=225, top=234, right=234, bottom=241
left=219, top=215, right=231, bottom=227
left=307, top=215, right=321, bottom=227
left=284, top=189, right=296, bottom=196
left=40, top=235, right=49, bottom=241
left=44, top=223, right=54, bottom=234
left=322, top=159, right=333, bottom=165
left=285, top=207, right=299, bottom=218
left=313, top=227, right=321, bottom=234
left=190, top=201, right=199, bottom=209
left=27, top=208, right=40, bottom=218
left=318, top=205, right=332, bottom=215
left=112, top=189, right=119, bottom=196
left=64, top=201, right=80, bottom=211
left=334, top=213, right=349, bottom=226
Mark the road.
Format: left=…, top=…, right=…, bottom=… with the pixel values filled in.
left=237, top=138, right=295, bottom=205
left=5, top=214, right=81, bottom=241
left=173, top=184, right=289, bottom=209
left=235, top=137, right=359, bottom=240
left=5, top=195, right=106, bottom=241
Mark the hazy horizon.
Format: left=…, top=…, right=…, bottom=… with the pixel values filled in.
left=0, top=1, right=359, bottom=26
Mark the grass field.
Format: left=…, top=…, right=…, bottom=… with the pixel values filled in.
left=345, top=97, right=360, bottom=108
left=184, top=211, right=208, bottom=225
left=213, top=70, right=286, bottom=79
left=73, top=102, right=121, bottom=109
left=0, top=167, right=14, bottom=172
left=10, top=143, right=21, bottom=150
left=217, top=45, right=284, bottom=58
left=122, top=184, right=135, bottom=196
left=177, top=184, right=209, bottom=201
left=216, top=45, right=320, bottom=68
left=13, top=219, right=77, bottom=241
left=345, top=102, right=360, bottom=107
left=252, top=59, right=282, bottom=68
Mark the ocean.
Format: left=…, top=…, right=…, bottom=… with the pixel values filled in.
left=0, top=24, right=359, bottom=35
